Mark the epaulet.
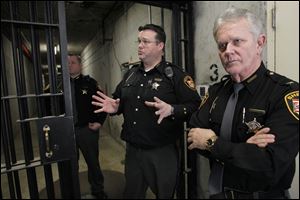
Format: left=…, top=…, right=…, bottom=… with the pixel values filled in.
left=266, top=70, right=298, bottom=88
left=165, top=61, right=184, bottom=72
left=129, top=62, right=140, bottom=69
left=83, top=75, right=97, bottom=85
left=82, top=74, right=90, bottom=80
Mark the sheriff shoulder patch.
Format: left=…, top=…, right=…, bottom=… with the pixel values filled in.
left=284, top=91, right=299, bottom=120
left=184, top=76, right=196, bottom=91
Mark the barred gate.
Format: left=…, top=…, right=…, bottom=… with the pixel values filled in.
left=1, top=1, right=80, bottom=198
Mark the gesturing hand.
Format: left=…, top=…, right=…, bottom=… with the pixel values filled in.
left=92, top=91, right=120, bottom=114
left=145, top=96, right=173, bottom=124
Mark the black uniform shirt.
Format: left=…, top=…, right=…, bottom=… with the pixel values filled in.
left=113, top=61, right=201, bottom=148
left=72, top=74, right=107, bottom=127
left=190, top=63, right=299, bottom=192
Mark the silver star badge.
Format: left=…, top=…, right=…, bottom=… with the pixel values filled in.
left=152, top=82, right=160, bottom=90
left=245, top=118, right=263, bottom=133
left=81, top=89, right=87, bottom=94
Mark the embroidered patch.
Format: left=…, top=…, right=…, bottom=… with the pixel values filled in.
left=284, top=91, right=299, bottom=120
left=184, top=76, right=196, bottom=91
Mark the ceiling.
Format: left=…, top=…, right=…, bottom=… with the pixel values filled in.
left=65, top=1, right=123, bottom=54
left=2, top=1, right=176, bottom=62
left=1, top=1, right=127, bottom=58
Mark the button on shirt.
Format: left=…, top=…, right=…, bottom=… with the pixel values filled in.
left=113, top=61, right=201, bottom=148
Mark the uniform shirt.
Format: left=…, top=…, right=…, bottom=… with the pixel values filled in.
left=72, top=74, right=107, bottom=127
left=190, top=63, right=299, bottom=192
left=113, top=61, right=201, bottom=148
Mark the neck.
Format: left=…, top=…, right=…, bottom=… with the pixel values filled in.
left=143, top=58, right=162, bottom=71
left=231, top=59, right=261, bottom=83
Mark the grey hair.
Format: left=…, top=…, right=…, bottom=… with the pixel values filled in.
left=213, top=7, right=264, bottom=41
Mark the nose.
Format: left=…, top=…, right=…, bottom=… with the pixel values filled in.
left=224, top=42, right=235, bottom=55
left=138, top=42, right=144, bottom=48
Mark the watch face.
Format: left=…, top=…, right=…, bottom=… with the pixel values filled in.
left=207, top=139, right=213, bottom=146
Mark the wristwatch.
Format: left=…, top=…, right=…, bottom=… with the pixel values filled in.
left=206, top=135, right=218, bottom=151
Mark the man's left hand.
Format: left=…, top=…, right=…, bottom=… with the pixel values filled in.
left=145, top=97, right=172, bottom=124
left=246, top=127, right=275, bottom=148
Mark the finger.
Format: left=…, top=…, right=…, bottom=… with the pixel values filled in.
left=257, top=143, right=268, bottom=148
left=91, top=101, right=103, bottom=107
left=153, top=96, right=162, bottom=103
left=254, top=134, right=275, bottom=140
left=145, top=101, right=155, bottom=107
left=115, top=98, right=120, bottom=104
left=97, top=91, right=109, bottom=99
left=256, top=127, right=271, bottom=135
left=188, top=143, right=195, bottom=150
left=157, top=115, right=164, bottom=124
left=155, top=110, right=161, bottom=115
left=92, top=95, right=103, bottom=102
left=94, top=108, right=104, bottom=113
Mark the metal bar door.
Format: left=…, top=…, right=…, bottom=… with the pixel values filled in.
left=1, top=1, right=80, bottom=198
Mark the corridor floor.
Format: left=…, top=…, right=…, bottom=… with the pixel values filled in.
left=1, top=128, right=155, bottom=199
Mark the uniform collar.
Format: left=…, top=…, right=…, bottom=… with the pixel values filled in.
left=242, top=62, right=267, bottom=95
left=70, top=74, right=82, bottom=81
left=138, top=61, right=165, bottom=75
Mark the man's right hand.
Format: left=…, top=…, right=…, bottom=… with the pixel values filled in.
left=92, top=91, right=120, bottom=114
left=246, top=127, right=275, bottom=148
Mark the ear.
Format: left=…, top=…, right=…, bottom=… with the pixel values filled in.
left=257, top=34, right=266, bottom=54
left=158, top=42, right=164, bottom=51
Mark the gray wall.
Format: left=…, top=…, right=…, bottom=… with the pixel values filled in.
left=193, top=1, right=266, bottom=86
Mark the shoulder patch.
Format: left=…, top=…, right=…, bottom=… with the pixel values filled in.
left=184, top=75, right=196, bottom=91
left=284, top=91, right=299, bottom=120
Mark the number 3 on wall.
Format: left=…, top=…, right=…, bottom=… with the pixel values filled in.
left=210, top=64, right=219, bottom=82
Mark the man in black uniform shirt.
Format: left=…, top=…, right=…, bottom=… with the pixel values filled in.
left=91, top=24, right=201, bottom=198
left=187, top=7, right=299, bottom=199
left=68, top=55, right=107, bottom=199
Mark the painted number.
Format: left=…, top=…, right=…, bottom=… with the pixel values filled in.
left=210, top=64, right=219, bottom=82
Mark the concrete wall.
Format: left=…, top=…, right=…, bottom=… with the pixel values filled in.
left=81, top=3, right=172, bottom=145
left=193, top=1, right=266, bottom=86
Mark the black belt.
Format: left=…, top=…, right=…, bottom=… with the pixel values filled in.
left=210, top=189, right=288, bottom=199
